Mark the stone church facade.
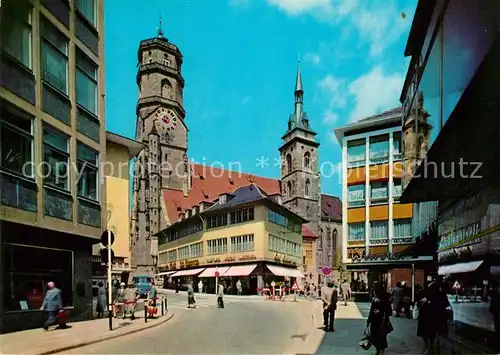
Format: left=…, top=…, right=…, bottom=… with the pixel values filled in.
left=131, top=29, right=342, bottom=282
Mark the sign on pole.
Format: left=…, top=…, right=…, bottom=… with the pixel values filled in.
left=214, top=271, right=220, bottom=278
left=291, top=282, right=299, bottom=291
left=101, top=230, right=115, bottom=247
left=321, top=266, right=332, bottom=276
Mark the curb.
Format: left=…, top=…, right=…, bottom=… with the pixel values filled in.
left=37, top=312, right=175, bottom=355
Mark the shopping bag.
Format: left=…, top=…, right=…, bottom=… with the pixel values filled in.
left=359, top=325, right=372, bottom=350
left=412, top=305, right=419, bottom=319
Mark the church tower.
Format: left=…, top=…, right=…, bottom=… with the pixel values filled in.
left=279, top=61, right=321, bottom=242
left=131, top=21, right=189, bottom=275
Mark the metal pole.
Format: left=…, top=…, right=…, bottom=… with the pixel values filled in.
left=107, top=230, right=113, bottom=331
left=144, top=300, right=147, bottom=323
left=411, top=263, right=415, bottom=303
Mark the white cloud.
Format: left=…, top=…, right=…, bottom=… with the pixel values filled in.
left=242, top=96, right=251, bottom=104
left=317, top=66, right=404, bottom=142
left=347, top=66, right=403, bottom=122
left=304, top=53, right=321, bottom=65
left=323, top=110, right=338, bottom=124
left=266, top=0, right=412, bottom=58
left=265, top=0, right=333, bottom=16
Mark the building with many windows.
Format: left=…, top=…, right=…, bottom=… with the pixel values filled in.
left=156, top=184, right=307, bottom=294
left=400, top=0, right=500, bottom=345
left=0, top=0, right=105, bottom=333
left=334, top=108, right=436, bottom=293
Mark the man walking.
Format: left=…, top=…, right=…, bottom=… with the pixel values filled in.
left=236, top=280, right=242, bottom=295
left=321, top=282, right=338, bottom=332
left=40, top=282, right=63, bottom=330
left=218, top=282, right=225, bottom=308
left=341, top=279, right=351, bottom=306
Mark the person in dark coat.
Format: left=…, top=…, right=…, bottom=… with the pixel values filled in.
left=367, top=282, right=392, bottom=355
left=417, top=281, right=449, bottom=354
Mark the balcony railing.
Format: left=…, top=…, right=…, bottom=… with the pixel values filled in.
left=348, top=199, right=365, bottom=208
left=0, top=170, right=37, bottom=212
left=393, top=237, right=413, bottom=244
left=347, top=159, right=365, bottom=168
left=369, top=238, right=389, bottom=245
left=77, top=197, right=101, bottom=228
left=393, top=152, right=403, bottom=161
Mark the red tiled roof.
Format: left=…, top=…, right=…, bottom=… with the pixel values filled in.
left=162, top=163, right=280, bottom=223
left=321, top=194, right=342, bottom=221
left=302, top=224, right=318, bottom=238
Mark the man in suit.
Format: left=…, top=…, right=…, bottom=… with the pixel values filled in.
left=40, top=281, right=63, bottom=330
left=321, top=282, right=338, bottom=332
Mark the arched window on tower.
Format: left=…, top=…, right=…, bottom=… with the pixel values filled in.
left=161, top=79, right=172, bottom=99
left=287, top=181, right=292, bottom=198
left=332, top=229, right=337, bottom=255
left=304, top=152, right=311, bottom=169
left=305, top=179, right=310, bottom=197
left=286, top=154, right=292, bottom=174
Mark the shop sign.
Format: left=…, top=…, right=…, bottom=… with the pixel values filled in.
left=184, top=259, right=199, bottom=267
left=224, top=256, right=236, bottom=262
left=240, top=254, right=257, bottom=261
left=439, top=221, right=482, bottom=251
left=206, top=257, right=221, bottom=264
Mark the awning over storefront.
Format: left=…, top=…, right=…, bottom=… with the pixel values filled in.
left=198, top=266, right=230, bottom=278
left=266, top=265, right=304, bottom=278
left=438, top=261, right=484, bottom=275
left=156, top=271, right=176, bottom=277
left=171, top=268, right=206, bottom=277
left=223, top=264, right=258, bottom=277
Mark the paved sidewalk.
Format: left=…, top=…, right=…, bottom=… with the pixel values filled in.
left=0, top=311, right=173, bottom=355
left=298, top=302, right=483, bottom=355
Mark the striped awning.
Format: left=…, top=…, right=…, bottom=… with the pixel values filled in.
left=171, top=268, right=206, bottom=277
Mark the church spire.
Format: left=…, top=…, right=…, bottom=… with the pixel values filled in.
left=294, top=58, right=303, bottom=122
left=157, top=14, right=164, bottom=38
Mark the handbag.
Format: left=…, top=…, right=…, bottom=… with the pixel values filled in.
left=359, top=324, right=372, bottom=350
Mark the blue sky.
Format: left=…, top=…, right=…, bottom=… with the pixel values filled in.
left=105, top=0, right=417, bottom=199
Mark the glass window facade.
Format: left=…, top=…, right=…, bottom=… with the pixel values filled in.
left=2, top=8, right=32, bottom=68
left=348, top=184, right=365, bottom=207
left=41, top=18, right=68, bottom=94
left=370, top=221, right=388, bottom=240
left=369, top=135, right=389, bottom=164
left=402, top=0, right=500, bottom=168
left=347, top=139, right=365, bottom=168
left=370, top=182, right=388, bottom=202
left=0, top=109, right=33, bottom=177
left=76, top=49, right=98, bottom=115
left=43, top=125, right=70, bottom=190
left=348, top=223, right=365, bottom=241
left=77, top=142, right=98, bottom=201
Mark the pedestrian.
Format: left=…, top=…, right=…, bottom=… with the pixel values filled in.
left=392, top=282, right=404, bottom=316
left=96, top=282, right=106, bottom=318
left=321, top=281, right=338, bottom=332
left=187, top=282, right=196, bottom=308
left=341, top=279, right=351, bottom=306
left=218, top=282, right=225, bottom=308
left=198, top=280, right=204, bottom=294
left=236, top=279, right=242, bottom=296
left=123, top=282, right=139, bottom=320
left=175, top=280, right=180, bottom=299
left=489, top=282, right=500, bottom=352
left=147, top=280, right=158, bottom=318
left=417, top=281, right=450, bottom=354
left=366, top=281, right=392, bottom=355
left=114, top=282, right=126, bottom=317
left=40, top=282, right=64, bottom=330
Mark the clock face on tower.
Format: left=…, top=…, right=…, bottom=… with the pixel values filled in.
left=155, top=108, right=177, bottom=132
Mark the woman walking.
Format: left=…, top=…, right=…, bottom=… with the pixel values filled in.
left=96, top=282, right=106, bottom=318
left=187, top=282, right=196, bottom=308
left=366, top=282, right=392, bottom=355
left=417, top=281, right=449, bottom=354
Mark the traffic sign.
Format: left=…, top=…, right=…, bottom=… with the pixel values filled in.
left=291, top=282, right=299, bottom=290
left=100, top=248, right=115, bottom=264
left=452, top=281, right=461, bottom=290
left=215, top=271, right=220, bottom=277
left=101, top=230, right=115, bottom=247
left=321, top=266, right=332, bottom=276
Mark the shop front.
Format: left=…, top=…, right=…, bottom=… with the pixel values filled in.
left=164, top=261, right=304, bottom=295
left=1, top=221, right=94, bottom=333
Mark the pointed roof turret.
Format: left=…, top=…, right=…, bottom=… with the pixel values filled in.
left=295, top=59, right=303, bottom=93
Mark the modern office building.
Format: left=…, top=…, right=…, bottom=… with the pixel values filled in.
left=334, top=108, right=436, bottom=292
left=0, top=0, right=105, bottom=332
left=400, top=0, right=500, bottom=345
left=92, top=132, right=144, bottom=285
left=156, top=184, right=307, bottom=294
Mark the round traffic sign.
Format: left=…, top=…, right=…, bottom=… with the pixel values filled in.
left=214, top=271, right=220, bottom=277
left=101, top=230, right=115, bottom=247
left=322, top=266, right=332, bottom=276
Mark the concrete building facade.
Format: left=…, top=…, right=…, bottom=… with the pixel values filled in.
left=0, top=0, right=106, bottom=332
